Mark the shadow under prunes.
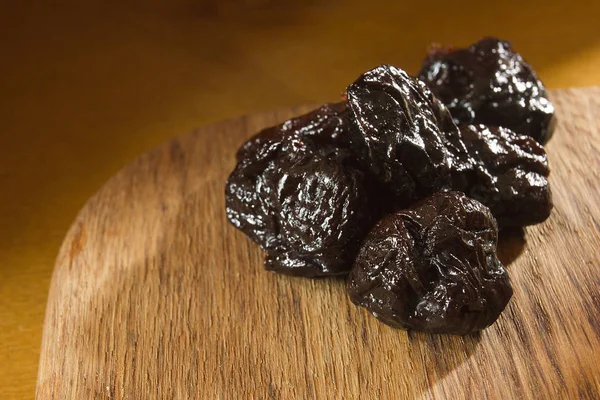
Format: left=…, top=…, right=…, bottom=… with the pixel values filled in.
left=497, top=227, right=526, bottom=267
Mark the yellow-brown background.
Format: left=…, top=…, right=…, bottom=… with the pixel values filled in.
left=1, top=1, right=599, bottom=398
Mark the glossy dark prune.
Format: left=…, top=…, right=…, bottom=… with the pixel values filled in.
left=226, top=103, right=374, bottom=277
left=347, top=191, right=513, bottom=335
left=346, top=65, right=460, bottom=207
left=346, top=64, right=552, bottom=228
left=453, top=124, right=552, bottom=227
left=418, top=37, right=556, bottom=144
left=264, top=148, right=372, bottom=276
left=236, top=102, right=351, bottom=162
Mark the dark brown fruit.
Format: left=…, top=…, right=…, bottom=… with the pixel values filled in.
left=418, top=37, right=556, bottom=144
left=453, top=124, right=552, bottom=227
left=235, top=102, right=351, bottom=162
left=347, top=191, right=513, bottom=335
left=346, top=64, right=552, bottom=228
left=263, top=148, right=371, bottom=276
left=346, top=65, right=455, bottom=207
left=225, top=103, right=374, bottom=277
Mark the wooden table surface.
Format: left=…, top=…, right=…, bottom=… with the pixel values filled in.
left=36, top=89, right=600, bottom=399
left=1, top=1, right=599, bottom=398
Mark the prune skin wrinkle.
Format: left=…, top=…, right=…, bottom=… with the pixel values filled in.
left=346, top=65, right=552, bottom=228
left=347, top=191, right=513, bottom=335
left=226, top=103, right=373, bottom=277
left=418, top=37, right=556, bottom=144
left=346, top=65, right=455, bottom=208
left=453, top=124, right=552, bottom=227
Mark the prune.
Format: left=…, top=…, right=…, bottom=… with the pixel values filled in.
left=235, top=102, right=351, bottom=162
left=347, top=191, right=513, bottom=335
left=263, top=149, right=372, bottom=276
left=418, top=37, right=556, bottom=144
left=346, top=65, right=458, bottom=207
left=226, top=103, right=374, bottom=277
left=346, top=64, right=552, bottom=227
left=453, top=124, right=552, bottom=227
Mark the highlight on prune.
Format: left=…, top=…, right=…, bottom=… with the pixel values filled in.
left=347, top=191, right=513, bottom=335
left=418, top=37, right=556, bottom=144
left=235, top=102, right=351, bottom=162
left=345, top=65, right=457, bottom=207
left=345, top=64, right=552, bottom=228
left=225, top=103, right=374, bottom=277
left=452, top=124, right=552, bottom=227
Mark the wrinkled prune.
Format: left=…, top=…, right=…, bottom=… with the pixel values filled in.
left=346, top=64, right=552, bottom=227
left=226, top=103, right=374, bottom=277
left=346, top=65, right=457, bottom=207
left=418, top=37, right=556, bottom=144
left=347, top=191, right=513, bottom=335
left=235, top=102, right=351, bottom=162
left=264, top=149, right=371, bottom=276
left=453, top=124, right=552, bottom=227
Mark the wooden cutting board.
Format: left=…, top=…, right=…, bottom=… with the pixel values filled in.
left=36, top=88, right=600, bottom=399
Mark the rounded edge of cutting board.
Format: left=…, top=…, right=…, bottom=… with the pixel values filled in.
left=37, top=90, right=600, bottom=399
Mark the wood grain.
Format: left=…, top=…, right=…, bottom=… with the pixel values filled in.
left=36, top=89, right=600, bottom=399
left=4, top=2, right=600, bottom=397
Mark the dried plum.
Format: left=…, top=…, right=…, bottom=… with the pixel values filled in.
left=226, top=103, right=374, bottom=277
left=346, top=65, right=457, bottom=207
left=453, top=124, right=552, bottom=227
left=264, top=148, right=371, bottom=276
left=235, top=102, right=351, bottom=162
left=346, top=64, right=552, bottom=227
left=347, top=191, right=513, bottom=335
left=418, top=37, right=556, bottom=144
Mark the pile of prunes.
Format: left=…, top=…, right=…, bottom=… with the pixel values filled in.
left=225, top=37, right=555, bottom=335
